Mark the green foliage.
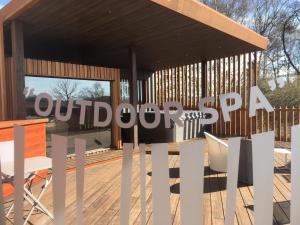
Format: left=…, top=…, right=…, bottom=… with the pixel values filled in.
left=258, top=76, right=300, bottom=107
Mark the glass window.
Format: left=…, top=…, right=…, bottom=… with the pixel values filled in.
left=25, top=76, right=112, bottom=155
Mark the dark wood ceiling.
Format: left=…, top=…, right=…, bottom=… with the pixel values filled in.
left=4, top=0, right=264, bottom=71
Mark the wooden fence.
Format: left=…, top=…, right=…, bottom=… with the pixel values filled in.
left=143, top=52, right=299, bottom=142
left=145, top=52, right=258, bottom=109
left=212, top=107, right=300, bottom=141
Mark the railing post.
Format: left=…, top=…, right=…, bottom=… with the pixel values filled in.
left=278, top=106, right=282, bottom=141
left=284, top=106, right=288, bottom=142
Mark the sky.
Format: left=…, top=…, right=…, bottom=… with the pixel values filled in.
left=25, top=76, right=111, bottom=97
left=0, top=0, right=9, bottom=8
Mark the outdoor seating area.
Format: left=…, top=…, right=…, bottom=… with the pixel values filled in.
left=2, top=140, right=291, bottom=225
left=0, top=0, right=298, bottom=224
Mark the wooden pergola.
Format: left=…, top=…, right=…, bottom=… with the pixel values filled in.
left=0, top=0, right=268, bottom=148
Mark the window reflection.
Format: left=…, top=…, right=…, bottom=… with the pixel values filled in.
left=25, top=76, right=112, bottom=155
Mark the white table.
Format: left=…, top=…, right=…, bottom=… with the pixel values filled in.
left=2, top=156, right=53, bottom=224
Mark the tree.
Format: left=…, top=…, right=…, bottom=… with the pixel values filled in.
left=51, top=79, right=78, bottom=101
left=201, top=0, right=250, bottom=23
left=78, top=82, right=105, bottom=101
left=282, top=7, right=300, bottom=75
left=201, top=0, right=300, bottom=79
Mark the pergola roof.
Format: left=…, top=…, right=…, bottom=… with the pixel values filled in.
left=0, top=0, right=268, bottom=71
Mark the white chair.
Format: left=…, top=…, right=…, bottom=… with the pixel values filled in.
left=204, top=132, right=228, bottom=172
left=204, top=133, right=292, bottom=173
left=0, top=140, right=53, bottom=224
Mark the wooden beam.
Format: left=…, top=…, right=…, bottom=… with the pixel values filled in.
left=11, top=20, right=26, bottom=119
left=0, top=0, right=40, bottom=22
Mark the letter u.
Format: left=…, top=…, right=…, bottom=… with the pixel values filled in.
left=55, top=98, right=74, bottom=122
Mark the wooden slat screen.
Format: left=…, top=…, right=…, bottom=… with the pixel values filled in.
left=144, top=52, right=299, bottom=140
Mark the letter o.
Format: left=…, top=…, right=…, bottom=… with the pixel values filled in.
left=34, top=93, right=53, bottom=117
left=115, top=103, right=136, bottom=128
left=139, top=103, right=160, bottom=129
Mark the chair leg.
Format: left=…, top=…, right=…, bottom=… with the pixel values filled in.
left=23, top=177, right=53, bottom=220
left=22, top=175, right=53, bottom=225
left=6, top=202, right=14, bottom=218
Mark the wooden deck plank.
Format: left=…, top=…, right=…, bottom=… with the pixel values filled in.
left=4, top=141, right=292, bottom=225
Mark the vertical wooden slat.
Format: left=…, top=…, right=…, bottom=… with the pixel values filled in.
left=153, top=72, right=157, bottom=104
left=201, top=61, right=207, bottom=98
left=273, top=109, right=276, bottom=137
left=181, top=66, right=184, bottom=106
left=223, top=58, right=226, bottom=135
left=292, top=107, right=295, bottom=126
left=260, top=110, right=264, bottom=133
left=217, top=60, right=221, bottom=133
left=238, top=55, right=241, bottom=135
left=165, top=69, right=169, bottom=102
left=214, top=60, right=217, bottom=107
left=298, top=106, right=300, bottom=125
left=254, top=52, right=258, bottom=134
left=232, top=56, right=236, bottom=135
left=196, top=63, right=200, bottom=106
left=159, top=71, right=163, bottom=107
left=185, top=66, right=188, bottom=108
left=227, top=57, right=231, bottom=135
left=170, top=68, right=173, bottom=102
left=176, top=67, right=180, bottom=102
left=213, top=60, right=217, bottom=133
left=278, top=107, right=282, bottom=141
left=163, top=70, right=166, bottom=105
left=129, top=47, right=138, bottom=145
left=180, top=66, right=183, bottom=106
left=189, top=65, right=193, bottom=108
left=267, top=111, right=270, bottom=132
left=209, top=61, right=212, bottom=99
left=284, top=106, right=288, bottom=142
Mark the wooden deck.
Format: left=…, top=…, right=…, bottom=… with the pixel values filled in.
left=6, top=140, right=291, bottom=225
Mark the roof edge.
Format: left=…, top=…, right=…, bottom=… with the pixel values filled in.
left=0, top=0, right=39, bottom=22
left=149, top=0, right=268, bottom=50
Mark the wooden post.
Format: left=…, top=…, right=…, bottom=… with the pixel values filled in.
left=284, top=106, right=288, bottom=142
left=112, top=72, right=122, bottom=149
left=11, top=20, right=26, bottom=119
left=0, top=21, right=8, bottom=120
left=129, top=47, right=138, bottom=146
